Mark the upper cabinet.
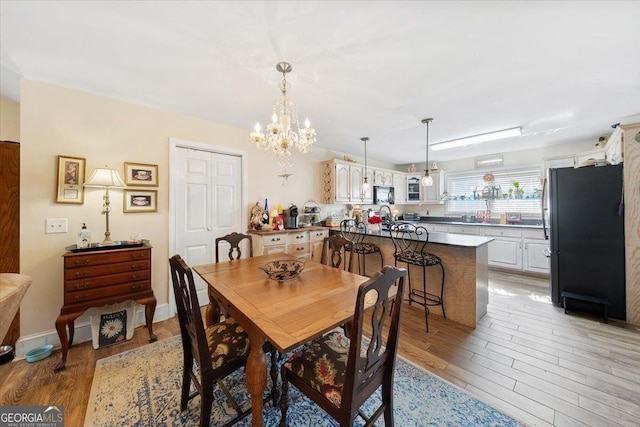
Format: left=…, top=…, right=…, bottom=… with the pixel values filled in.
left=392, top=173, right=406, bottom=204
left=322, top=159, right=373, bottom=204
left=406, top=175, right=421, bottom=203
left=423, top=170, right=446, bottom=204
left=321, top=159, right=441, bottom=205
left=374, top=169, right=393, bottom=186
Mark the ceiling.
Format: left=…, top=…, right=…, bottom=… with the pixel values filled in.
left=1, top=1, right=639, bottom=164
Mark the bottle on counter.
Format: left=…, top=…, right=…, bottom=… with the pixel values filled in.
left=77, top=223, right=91, bottom=248
left=263, top=198, right=269, bottom=225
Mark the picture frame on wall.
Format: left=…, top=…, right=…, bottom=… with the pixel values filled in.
left=56, top=155, right=86, bottom=204
left=123, top=189, right=157, bottom=213
left=124, top=162, right=158, bottom=187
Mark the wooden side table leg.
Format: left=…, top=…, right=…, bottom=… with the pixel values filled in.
left=143, top=297, right=158, bottom=342
left=245, top=328, right=267, bottom=427
left=68, top=319, right=75, bottom=347
left=54, top=315, right=69, bottom=372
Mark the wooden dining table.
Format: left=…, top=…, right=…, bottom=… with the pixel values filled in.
left=193, top=253, right=369, bottom=427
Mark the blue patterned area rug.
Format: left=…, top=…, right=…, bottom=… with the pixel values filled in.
left=84, top=336, right=523, bottom=426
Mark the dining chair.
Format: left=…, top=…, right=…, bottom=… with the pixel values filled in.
left=215, top=232, right=253, bottom=263
left=340, top=219, right=384, bottom=277
left=279, top=265, right=407, bottom=427
left=214, top=232, right=280, bottom=405
left=169, top=254, right=251, bottom=427
left=320, top=234, right=355, bottom=272
left=389, top=222, right=446, bottom=332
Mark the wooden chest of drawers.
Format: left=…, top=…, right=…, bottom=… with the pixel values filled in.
left=55, top=244, right=157, bottom=372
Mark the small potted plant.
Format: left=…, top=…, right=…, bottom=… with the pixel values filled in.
left=512, top=182, right=524, bottom=199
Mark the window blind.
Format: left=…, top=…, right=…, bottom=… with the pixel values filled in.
left=445, top=168, right=543, bottom=217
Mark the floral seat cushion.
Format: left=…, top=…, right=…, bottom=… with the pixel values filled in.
left=354, top=242, right=381, bottom=255
left=394, top=250, right=441, bottom=267
left=205, top=317, right=250, bottom=369
left=283, top=330, right=350, bottom=408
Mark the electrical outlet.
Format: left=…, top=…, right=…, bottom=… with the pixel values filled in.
left=45, top=218, right=68, bottom=234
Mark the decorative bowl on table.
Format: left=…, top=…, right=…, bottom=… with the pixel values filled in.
left=259, top=259, right=306, bottom=281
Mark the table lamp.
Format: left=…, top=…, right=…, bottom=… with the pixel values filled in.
left=84, top=167, right=126, bottom=246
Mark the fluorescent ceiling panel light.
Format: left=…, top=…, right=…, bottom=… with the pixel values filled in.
left=430, top=127, right=522, bottom=151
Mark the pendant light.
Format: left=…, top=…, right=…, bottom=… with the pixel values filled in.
left=421, top=118, right=434, bottom=187
left=361, top=137, right=370, bottom=195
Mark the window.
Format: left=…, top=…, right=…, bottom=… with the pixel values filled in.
left=445, top=168, right=543, bottom=218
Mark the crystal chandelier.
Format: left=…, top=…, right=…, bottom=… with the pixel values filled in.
left=250, top=62, right=316, bottom=169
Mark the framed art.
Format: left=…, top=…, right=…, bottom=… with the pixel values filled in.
left=123, top=190, right=157, bottom=213
left=124, top=162, right=158, bottom=186
left=56, top=155, right=86, bottom=204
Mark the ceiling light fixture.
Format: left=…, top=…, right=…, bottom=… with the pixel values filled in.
left=361, top=137, right=370, bottom=195
left=249, top=61, right=316, bottom=171
left=421, top=118, right=434, bottom=187
left=430, top=126, right=522, bottom=151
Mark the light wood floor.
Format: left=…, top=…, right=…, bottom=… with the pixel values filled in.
left=1, top=271, right=638, bottom=427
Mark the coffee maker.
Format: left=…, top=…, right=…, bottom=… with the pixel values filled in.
left=283, top=205, right=299, bottom=229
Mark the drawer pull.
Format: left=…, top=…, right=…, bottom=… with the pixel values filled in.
left=73, top=272, right=89, bottom=278
left=131, top=274, right=145, bottom=280
left=131, top=253, right=145, bottom=259
left=296, top=247, right=304, bottom=251
left=296, top=235, right=304, bottom=239
left=131, top=284, right=145, bottom=291
left=73, top=295, right=88, bottom=302
left=130, top=264, right=145, bottom=270
left=74, top=283, right=90, bottom=290
left=271, top=237, right=281, bottom=242
left=74, top=259, right=91, bottom=266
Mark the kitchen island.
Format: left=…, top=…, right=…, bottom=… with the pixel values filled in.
left=332, top=228, right=493, bottom=328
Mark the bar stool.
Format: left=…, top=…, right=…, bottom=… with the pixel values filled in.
left=340, top=219, right=384, bottom=277
left=389, top=222, right=445, bottom=332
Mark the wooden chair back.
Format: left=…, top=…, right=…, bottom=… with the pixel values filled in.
left=320, top=235, right=355, bottom=272
left=215, top=232, right=253, bottom=262
left=342, top=266, right=406, bottom=422
left=169, top=254, right=209, bottom=368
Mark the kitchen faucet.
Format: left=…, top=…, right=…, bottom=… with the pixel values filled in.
left=379, top=205, right=393, bottom=225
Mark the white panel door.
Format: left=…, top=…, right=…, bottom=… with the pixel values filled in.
left=175, top=147, right=242, bottom=306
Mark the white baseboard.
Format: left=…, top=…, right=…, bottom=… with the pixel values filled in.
left=14, top=303, right=171, bottom=360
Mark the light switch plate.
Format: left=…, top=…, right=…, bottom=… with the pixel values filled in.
left=45, top=218, right=68, bottom=233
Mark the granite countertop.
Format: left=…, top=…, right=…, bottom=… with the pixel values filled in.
left=334, top=228, right=493, bottom=248
left=408, top=216, right=544, bottom=229
left=247, top=225, right=327, bottom=235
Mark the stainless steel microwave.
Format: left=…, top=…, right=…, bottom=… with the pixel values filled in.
left=373, top=186, right=395, bottom=205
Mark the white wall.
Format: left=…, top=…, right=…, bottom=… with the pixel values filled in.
left=16, top=80, right=367, bottom=343
left=1, top=94, right=20, bottom=141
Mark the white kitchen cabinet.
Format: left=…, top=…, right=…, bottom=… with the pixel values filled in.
left=483, top=227, right=523, bottom=270
left=420, top=223, right=449, bottom=233
left=392, top=173, right=406, bottom=204
left=309, top=228, right=329, bottom=262
left=321, top=159, right=372, bottom=204
left=251, top=228, right=328, bottom=261
left=374, top=169, right=393, bottom=186
left=423, top=170, right=446, bottom=204
left=522, top=228, right=549, bottom=274
left=447, top=225, right=483, bottom=235
left=488, top=238, right=523, bottom=270
left=406, top=175, right=421, bottom=203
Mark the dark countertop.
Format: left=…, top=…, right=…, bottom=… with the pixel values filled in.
left=331, top=228, right=493, bottom=248
left=405, top=216, right=543, bottom=229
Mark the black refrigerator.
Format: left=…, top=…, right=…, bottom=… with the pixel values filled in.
left=548, top=164, right=626, bottom=320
